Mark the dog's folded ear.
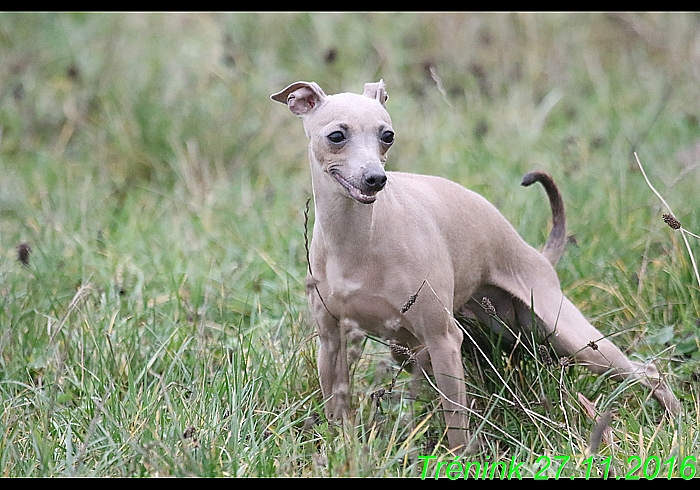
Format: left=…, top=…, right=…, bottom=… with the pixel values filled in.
left=363, top=79, right=388, bottom=107
left=270, top=81, right=327, bottom=117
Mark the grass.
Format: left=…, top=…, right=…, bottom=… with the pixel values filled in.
left=0, top=12, right=699, bottom=477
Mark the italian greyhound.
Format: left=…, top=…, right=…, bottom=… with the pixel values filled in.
left=271, top=80, right=681, bottom=452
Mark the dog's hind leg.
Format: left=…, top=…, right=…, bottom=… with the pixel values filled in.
left=518, top=288, right=681, bottom=415
left=551, top=297, right=680, bottom=414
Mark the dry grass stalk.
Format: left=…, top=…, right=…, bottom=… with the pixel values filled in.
left=634, top=152, right=700, bottom=289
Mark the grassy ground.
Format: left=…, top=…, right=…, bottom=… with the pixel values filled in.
left=0, top=12, right=699, bottom=477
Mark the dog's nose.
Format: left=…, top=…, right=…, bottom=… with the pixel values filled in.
left=363, top=169, right=387, bottom=192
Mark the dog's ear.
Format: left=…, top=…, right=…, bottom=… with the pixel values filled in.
left=270, top=81, right=327, bottom=117
left=363, top=79, right=388, bottom=107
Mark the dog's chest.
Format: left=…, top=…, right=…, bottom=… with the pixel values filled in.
left=319, top=265, right=412, bottom=340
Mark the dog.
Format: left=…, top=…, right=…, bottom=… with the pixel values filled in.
left=271, top=79, right=681, bottom=452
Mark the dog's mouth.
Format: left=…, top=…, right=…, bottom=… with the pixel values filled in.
left=330, top=171, right=379, bottom=204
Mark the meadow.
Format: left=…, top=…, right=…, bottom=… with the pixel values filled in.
left=0, top=12, right=699, bottom=477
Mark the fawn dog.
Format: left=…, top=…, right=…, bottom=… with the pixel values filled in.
left=271, top=79, right=680, bottom=452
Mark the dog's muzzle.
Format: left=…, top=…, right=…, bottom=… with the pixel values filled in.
left=331, top=168, right=387, bottom=204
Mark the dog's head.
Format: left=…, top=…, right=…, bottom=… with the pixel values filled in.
left=271, top=81, right=394, bottom=204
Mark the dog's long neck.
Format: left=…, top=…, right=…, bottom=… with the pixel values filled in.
left=309, top=157, right=378, bottom=259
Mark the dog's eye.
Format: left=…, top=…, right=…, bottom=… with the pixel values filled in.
left=380, top=131, right=395, bottom=145
left=327, top=131, right=346, bottom=144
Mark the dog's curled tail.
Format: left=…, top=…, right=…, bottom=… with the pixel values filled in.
left=521, top=171, right=567, bottom=266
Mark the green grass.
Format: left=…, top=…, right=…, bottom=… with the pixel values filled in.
left=0, top=12, right=699, bottom=477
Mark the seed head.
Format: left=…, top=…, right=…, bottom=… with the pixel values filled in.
left=183, top=426, right=196, bottom=439
left=401, top=293, right=418, bottom=313
left=16, top=243, right=31, bottom=266
left=663, top=213, right=681, bottom=230
left=390, top=343, right=417, bottom=365
left=481, top=297, right=496, bottom=316
left=538, top=344, right=554, bottom=366
left=370, top=388, right=386, bottom=408
left=401, top=280, right=427, bottom=314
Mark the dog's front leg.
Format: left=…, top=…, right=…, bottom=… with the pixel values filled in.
left=310, top=293, right=351, bottom=422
